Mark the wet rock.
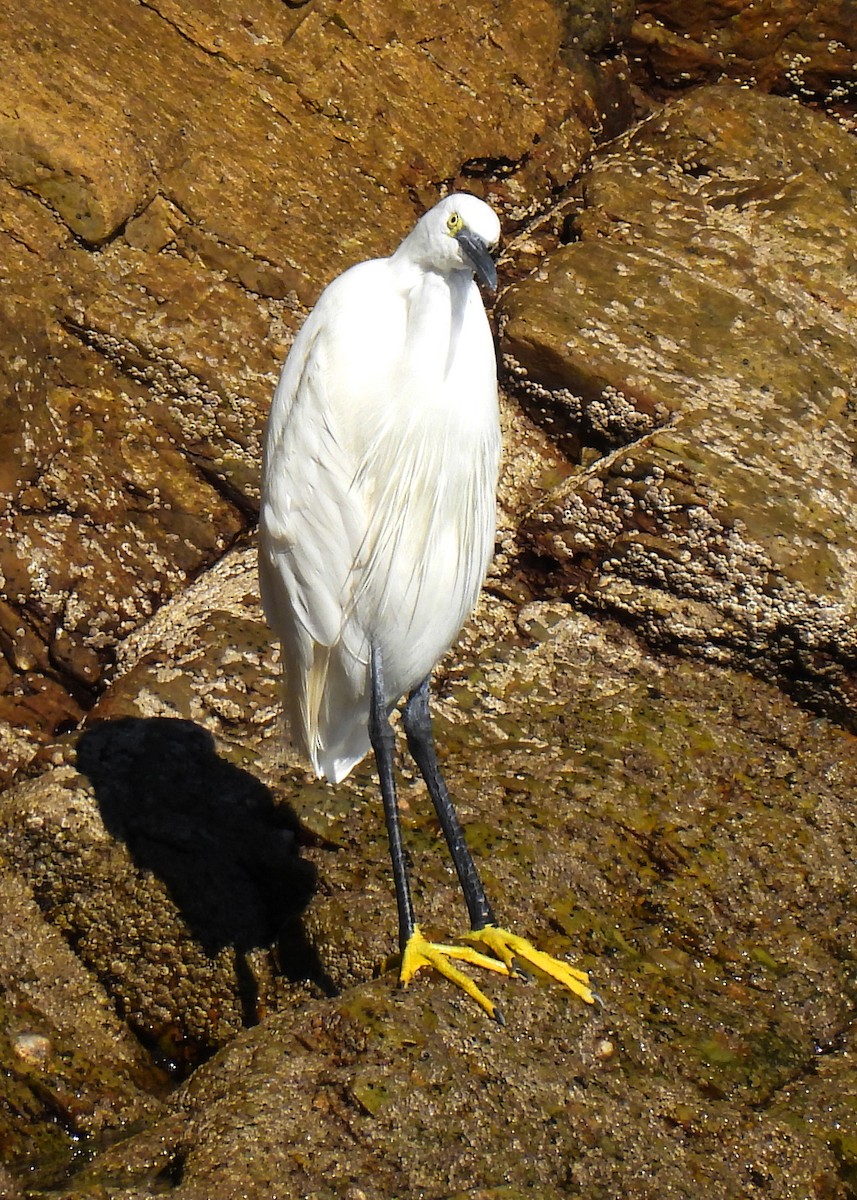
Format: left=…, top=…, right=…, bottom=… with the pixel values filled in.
left=0, top=1166, right=24, bottom=1200
left=7, top=423, right=856, bottom=1195
left=628, top=0, right=857, bottom=105
left=0, top=188, right=247, bottom=786
left=559, top=0, right=638, bottom=55
left=769, top=1025, right=857, bottom=1192
left=0, top=738, right=317, bottom=1071
left=501, top=85, right=857, bottom=728
left=0, top=864, right=161, bottom=1177
left=0, top=0, right=631, bottom=783
left=0, top=550, right=320, bottom=1074
left=37, top=608, right=857, bottom=1199
left=1, top=8, right=855, bottom=1198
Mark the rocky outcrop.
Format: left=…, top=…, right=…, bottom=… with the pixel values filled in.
left=0, top=0, right=633, bottom=784
left=502, top=85, right=857, bottom=727
left=34, top=601, right=857, bottom=1200
left=1, top=2, right=856, bottom=1197
left=0, top=863, right=161, bottom=1172
left=628, top=0, right=857, bottom=103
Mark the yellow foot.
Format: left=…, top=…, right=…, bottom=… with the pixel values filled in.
left=462, top=925, right=595, bottom=1006
left=399, top=925, right=511, bottom=1022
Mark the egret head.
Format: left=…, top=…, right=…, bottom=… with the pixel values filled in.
left=405, top=193, right=501, bottom=291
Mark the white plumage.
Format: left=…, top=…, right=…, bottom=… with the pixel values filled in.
left=259, top=194, right=595, bottom=1020
left=259, top=194, right=502, bottom=783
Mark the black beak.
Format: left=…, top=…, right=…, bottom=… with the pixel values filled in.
left=456, top=230, right=498, bottom=292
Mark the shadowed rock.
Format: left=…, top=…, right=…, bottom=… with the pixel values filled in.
left=76, top=717, right=315, bottom=965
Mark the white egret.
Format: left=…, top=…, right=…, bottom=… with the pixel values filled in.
left=259, top=193, right=593, bottom=1020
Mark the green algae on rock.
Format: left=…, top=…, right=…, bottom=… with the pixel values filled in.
left=39, top=609, right=857, bottom=1199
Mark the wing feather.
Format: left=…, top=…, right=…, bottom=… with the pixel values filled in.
left=259, top=291, right=372, bottom=773
left=259, top=260, right=500, bottom=783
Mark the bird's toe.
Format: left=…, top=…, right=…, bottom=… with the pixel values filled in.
left=461, top=925, right=595, bottom=1006
left=398, top=925, right=508, bottom=1020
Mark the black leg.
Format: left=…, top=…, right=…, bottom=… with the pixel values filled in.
left=401, top=676, right=496, bottom=932
left=368, top=644, right=416, bottom=954
left=370, top=665, right=593, bottom=1016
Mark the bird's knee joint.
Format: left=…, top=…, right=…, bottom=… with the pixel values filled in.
left=402, top=701, right=431, bottom=744
left=369, top=713, right=395, bottom=754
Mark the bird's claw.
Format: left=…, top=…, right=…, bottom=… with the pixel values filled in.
left=398, top=925, right=509, bottom=1021
left=394, top=924, right=594, bottom=1020
left=461, top=924, right=595, bottom=1006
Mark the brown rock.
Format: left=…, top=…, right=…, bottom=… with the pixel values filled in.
left=0, top=864, right=161, bottom=1172
left=37, top=605, right=857, bottom=1199
left=628, top=0, right=857, bottom=105
left=5, top=9, right=856, bottom=1198
left=0, top=744, right=316, bottom=1066
left=501, top=85, right=857, bottom=725
left=0, top=0, right=631, bottom=783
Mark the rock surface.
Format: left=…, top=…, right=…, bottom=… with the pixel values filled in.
left=0, top=0, right=632, bottom=784
left=37, top=604, right=857, bottom=1199
left=0, top=863, right=162, bottom=1176
left=0, top=1, right=855, bottom=1198
left=628, top=0, right=857, bottom=105
left=502, top=85, right=857, bottom=728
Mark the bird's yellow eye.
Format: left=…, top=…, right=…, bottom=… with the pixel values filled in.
left=446, top=211, right=463, bottom=235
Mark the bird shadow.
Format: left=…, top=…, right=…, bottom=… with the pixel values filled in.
left=75, top=716, right=332, bottom=1033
